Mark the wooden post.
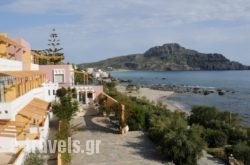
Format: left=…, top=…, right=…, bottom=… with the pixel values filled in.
left=120, top=104, right=125, bottom=134
left=86, top=73, right=88, bottom=85
left=83, top=73, right=85, bottom=85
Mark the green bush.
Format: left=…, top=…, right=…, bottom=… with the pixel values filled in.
left=227, top=127, right=248, bottom=145
left=205, top=129, right=227, bottom=148
left=232, top=142, right=250, bottom=165
left=56, top=87, right=67, bottom=98
left=24, top=149, right=44, bottom=165
left=52, top=95, right=78, bottom=121
left=162, top=125, right=204, bottom=165
left=127, top=105, right=146, bottom=130
left=189, top=106, right=219, bottom=127
left=148, top=115, right=169, bottom=144
left=189, top=106, right=241, bottom=129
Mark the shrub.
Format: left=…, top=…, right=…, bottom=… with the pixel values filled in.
left=232, top=142, right=250, bottom=165
left=189, top=106, right=241, bottom=130
left=148, top=115, right=169, bottom=144
left=162, top=126, right=204, bottom=165
left=56, top=87, right=67, bottom=98
left=189, top=106, right=219, bottom=127
left=127, top=105, right=146, bottom=130
left=52, top=95, right=78, bottom=121
left=205, top=129, right=227, bottom=148
left=24, top=149, right=44, bottom=165
left=227, top=127, right=248, bottom=145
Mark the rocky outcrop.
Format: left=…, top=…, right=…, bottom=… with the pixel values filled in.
left=80, top=43, right=250, bottom=71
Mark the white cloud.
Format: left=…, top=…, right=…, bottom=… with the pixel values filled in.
left=0, top=0, right=77, bottom=14
left=2, top=0, right=250, bottom=64
left=3, top=0, right=250, bottom=22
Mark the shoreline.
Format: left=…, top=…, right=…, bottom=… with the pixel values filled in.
left=111, top=69, right=134, bottom=72
left=116, top=85, right=188, bottom=113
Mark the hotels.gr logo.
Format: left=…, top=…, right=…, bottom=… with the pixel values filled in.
left=26, top=138, right=101, bottom=155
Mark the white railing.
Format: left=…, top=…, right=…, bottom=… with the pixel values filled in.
left=42, top=82, right=59, bottom=102
left=0, top=58, right=22, bottom=71
left=11, top=87, right=45, bottom=118
left=0, top=103, right=11, bottom=119
left=30, top=63, right=39, bottom=70
left=42, top=116, right=49, bottom=139
left=0, top=137, right=16, bottom=153
left=13, top=149, right=26, bottom=165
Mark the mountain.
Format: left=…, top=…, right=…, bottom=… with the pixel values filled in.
left=79, top=43, right=250, bottom=71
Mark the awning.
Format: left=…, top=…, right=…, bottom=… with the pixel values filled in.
left=18, top=98, right=49, bottom=120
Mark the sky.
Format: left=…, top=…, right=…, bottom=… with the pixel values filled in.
left=1, top=0, right=250, bottom=65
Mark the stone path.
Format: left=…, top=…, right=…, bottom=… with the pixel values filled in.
left=71, top=108, right=225, bottom=165
left=46, top=116, right=58, bottom=165
left=71, top=108, right=164, bottom=165
left=198, top=150, right=225, bottom=165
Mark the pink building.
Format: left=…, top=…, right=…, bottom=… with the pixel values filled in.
left=39, top=64, right=74, bottom=87
left=39, top=64, right=103, bottom=104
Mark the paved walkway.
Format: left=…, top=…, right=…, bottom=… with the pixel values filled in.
left=71, top=107, right=225, bottom=165
left=71, top=108, right=164, bottom=165
left=198, top=150, right=225, bottom=165
left=47, top=116, right=59, bottom=165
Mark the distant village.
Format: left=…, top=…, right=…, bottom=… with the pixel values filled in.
left=86, top=68, right=109, bottom=79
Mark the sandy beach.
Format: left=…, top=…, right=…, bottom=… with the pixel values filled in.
left=116, top=85, right=183, bottom=112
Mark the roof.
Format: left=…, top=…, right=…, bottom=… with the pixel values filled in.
left=0, top=35, right=24, bottom=49
left=31, top=51, right=64, bottom=60
left=18, top=98, right=49, bottom=120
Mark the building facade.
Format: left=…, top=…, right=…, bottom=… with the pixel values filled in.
left=0, top=33, right=57, bottom=164
left=0, top=32, right=103, bottom=164
left=40, top=65, right=103, bottom=105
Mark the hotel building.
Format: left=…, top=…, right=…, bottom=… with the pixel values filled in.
left=0, top=33, right=102, bottom=164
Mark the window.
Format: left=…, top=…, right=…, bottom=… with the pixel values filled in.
left=53, top=69, right=65, bottom=83
left=53, top=90, right=56, bottom=95
left=54, top=74, right=64, bottom=83
left=48, top=90, right=50, bottom=96
left=87, top=92, right=93, bottom=98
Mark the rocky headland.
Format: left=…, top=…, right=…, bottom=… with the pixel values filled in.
left=80, top=43, right=250, bottom=71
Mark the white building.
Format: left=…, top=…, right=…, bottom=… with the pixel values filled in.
left=91, top=68, right=109, bottom=79
left=0, top=33, right=58, bottom=165
left=0, top=33, right=104, bottom=165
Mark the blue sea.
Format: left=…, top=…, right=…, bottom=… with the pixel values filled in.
left=110, top=70, right=250, bottom=125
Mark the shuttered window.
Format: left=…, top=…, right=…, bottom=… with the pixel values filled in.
left=54, top=74, right=64, bottom=83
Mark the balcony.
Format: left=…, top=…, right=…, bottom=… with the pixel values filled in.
left=0, top=87, right=45, bottom=120
left=0, top=59, right=22, bottom=71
